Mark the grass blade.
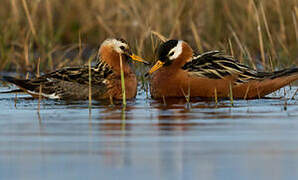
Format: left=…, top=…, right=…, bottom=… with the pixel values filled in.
left=119, top=53, right=126, bottom=107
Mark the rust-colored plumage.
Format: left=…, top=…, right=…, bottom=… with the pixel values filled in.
left=1, top=38, right=149, bottom=100
left=147, top=40, right=298, bottom=99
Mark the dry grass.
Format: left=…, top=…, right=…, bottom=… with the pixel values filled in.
left=0, top=0, right=297, bottom=73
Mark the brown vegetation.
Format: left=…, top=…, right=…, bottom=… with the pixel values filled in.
left=0, top=0, right=297, bottom=73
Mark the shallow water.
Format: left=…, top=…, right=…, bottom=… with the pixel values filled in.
left=0, top=85, right=298, bottom=180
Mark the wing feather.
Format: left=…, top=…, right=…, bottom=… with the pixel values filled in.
left=24, top=57, right=114, bottom=97
left=182, top=51, right=262, bottom=84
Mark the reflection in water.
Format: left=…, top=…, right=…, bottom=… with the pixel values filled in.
left=0, top=86, right=298, bottom=179
left=95, top=105, right=135, bottom=131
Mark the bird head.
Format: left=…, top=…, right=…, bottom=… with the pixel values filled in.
left=146, top=40, right=193, bottom=75
left=100, top=38, right=149, bottom=65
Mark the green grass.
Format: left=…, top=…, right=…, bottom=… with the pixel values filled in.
left=0, top=0, right=297, bottom=73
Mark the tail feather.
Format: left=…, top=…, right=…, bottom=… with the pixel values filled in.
left=233, top=67, right=297, bottom=98
left=1, top=76, right=36, bottom=91
left=268, top=67, right=298, bottom=79
left=0, top=89, right=24, bottom=94
left=253, top=67, right=298, bottom=98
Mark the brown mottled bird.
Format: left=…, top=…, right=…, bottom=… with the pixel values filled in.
left=146, top=40, right=298, bottom=99
left=1, top=38, right=149, bottom=100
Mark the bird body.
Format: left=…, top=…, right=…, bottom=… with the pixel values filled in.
left=1, top=38, right=148, bottom=100
left=148, top=40, right=298, bottom=99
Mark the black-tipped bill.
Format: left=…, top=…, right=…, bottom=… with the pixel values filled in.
left=146, top=60, right=165, bottom=76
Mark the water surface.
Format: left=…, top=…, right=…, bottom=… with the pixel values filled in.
left=0, top=85, right=298, bottom=180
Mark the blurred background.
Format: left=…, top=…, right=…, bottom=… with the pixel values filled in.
left=0, top=0, right=297, bottom=73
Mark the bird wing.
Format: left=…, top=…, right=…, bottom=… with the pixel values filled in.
left=1, top=57, right=114, bottom=99
left=31, top=55, right=112, bottom=83
left=182, top=51, right=263, bottom=84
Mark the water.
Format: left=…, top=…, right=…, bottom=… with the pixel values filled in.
left=0, top=85, right=298, bottom=180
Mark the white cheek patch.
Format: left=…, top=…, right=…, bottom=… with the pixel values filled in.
left=113, top=40, right=125, bottom=53
left=169, top=40, right=183, bottom=60
left=100, top=39, right=128, bottom=54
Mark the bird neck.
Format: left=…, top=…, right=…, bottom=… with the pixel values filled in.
left=99, top=46, right=132, bottom=75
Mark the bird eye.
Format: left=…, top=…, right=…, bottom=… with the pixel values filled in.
left=120, top=46, right=125, bottom=50
left=169, top=52, right=174, bottom=56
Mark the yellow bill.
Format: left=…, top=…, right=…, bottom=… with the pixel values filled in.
left=148, top=60, right=165, bottom=75
left=130, top=54, right=150, bottom=65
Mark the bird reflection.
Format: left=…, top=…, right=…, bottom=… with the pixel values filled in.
left=86, top=96, right=233, bottom=169
left=97, top=104, right=136, bottom=127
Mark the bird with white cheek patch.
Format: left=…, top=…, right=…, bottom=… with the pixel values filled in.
left=1, top=38, right=149, bottom=100
left=146, top=39, right=298, bottom=100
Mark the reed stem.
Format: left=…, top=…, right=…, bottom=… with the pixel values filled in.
left=291, top=89, right=298, bottom=100
left=190, top=21, right=203, bottom=52
left=21, top=0, right=37, bottom=39
left=151, top=31, right=168, bottom=42
left=119, top=53, right=126, bottom=107
left=37, top=58, right=42, bottom=113
left=244, top=85, right=250, bottom=100
left=38, top=85, right=42, bottom=112
left=121, top=106, right=126, bottom=131
left=252, top=1, right=266, bottom=68
left=214, top=88, right=218, bottom=105
left=14, top=93, right=18, bottom=108
left=229, top=82, right=234, bottom=106
left=284, top=88, right=287, bottom=111
left=88, top=57, right=92, bottom=110
left=162, top=95, right=166, bottom=106
left=228, top=39, right=234, bottom=57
